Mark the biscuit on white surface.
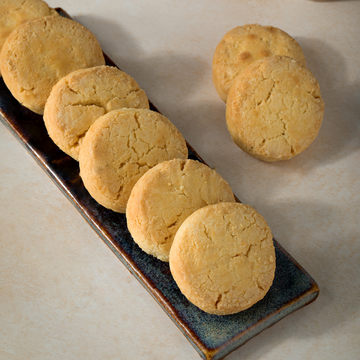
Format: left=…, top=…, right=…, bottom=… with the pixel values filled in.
left=212, top=24, right=306, bottom=102
left=226, top=56, right=324, bottom=162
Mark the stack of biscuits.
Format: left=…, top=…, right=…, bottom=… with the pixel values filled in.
left=212, top=24, right=325, bottom=162
left=0, top=1, right=276, bottom=316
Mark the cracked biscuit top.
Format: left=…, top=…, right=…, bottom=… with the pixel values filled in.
left=212, top=24, right=306, bottom=102
left=44, top=66, right=149, bottom=160
left=169, top=202, right=275, bottom=315
left=79, top=109, right=188, bottom=213
left=226, top=55, right=325, bottom=162
left=126, top=159, right=236, bottom=262
left=0, top=15, right=105, bottom=114
left=0, top=0, right=59, bottom=76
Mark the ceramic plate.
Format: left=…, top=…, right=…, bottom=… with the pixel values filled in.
left=0, top=8, right=319, bottom=360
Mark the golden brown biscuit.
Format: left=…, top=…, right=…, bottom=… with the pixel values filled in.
left=226, top=56, right=325, bottom=162
left=0, top=0, right=58, bottom=76
left=212, top=24, right=306, bottom=102
left=44, top=66, right=149, bottom=160
left=126, top=159, right=236, bottom=262
left=0, top=16, right=105, bottom=114
left=79, top=109, right=188, bottom=213
left=169, top=202, right=276, bottom=315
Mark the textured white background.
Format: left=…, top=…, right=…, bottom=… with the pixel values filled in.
left=1, top=0, right=359, bottom=359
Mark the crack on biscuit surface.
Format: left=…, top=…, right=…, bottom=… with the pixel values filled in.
left=10, top=0, right=28, bottom=13
left=64, top=81, right=143, bottom=109
left=215, top=293, right=222, bottom=309
left=19, top=86, right=34, bottom=93
left=71, top=131, right=87, bottom=149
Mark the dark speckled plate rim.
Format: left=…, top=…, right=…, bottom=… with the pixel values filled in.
left=0, top=8, right=319, bottom=360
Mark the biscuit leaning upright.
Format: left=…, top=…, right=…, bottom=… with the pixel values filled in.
left=126, top=159, right=236, bottom=262
left=44, top=66, right=149, bottom=160
left=226, top=56, right=324, bottom=162
left=0, top=0, right=59, bottom=76
left=79, top=109, right=188, bottom=213
left=212, top=24, right=306, bottom=102
left=0, top=16, right=105, bottom=114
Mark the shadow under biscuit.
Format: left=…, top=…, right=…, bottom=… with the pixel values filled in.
left=258, top=199, right=360, bottom=334
left=294, top=37, right=360, bottom=169
left=225, top=37, right=360, bottom=203
left=72, top=14, right=359, bottom=175
left=225, top=198, right=360, bottom=360
left=73, top=15, right=209, bottom=135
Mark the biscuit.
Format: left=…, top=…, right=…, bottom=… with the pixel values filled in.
left=0, top=0, right=58, bottom=76
left=226, top=56, right=325, bottom=162
left=126, top=159, right=236, bottom=262
left=0, top=15, right=105, bottom=114
left=44, top=66, right=149, bottom=160
left=169, top=202, right=276, bottom=315
left=79, top=109, right=188, bottom=213
left=212, top=24, right=306, bottom=102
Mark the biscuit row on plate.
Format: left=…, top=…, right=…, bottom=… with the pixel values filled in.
left=0, top=2, right=276, bottom=316
left=212, top=24, right=325, bottom=162
left=127, top=159, right=276, bottom=315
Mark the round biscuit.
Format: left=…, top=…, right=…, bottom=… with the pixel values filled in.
left=44, top=65, right=149, bottom=160
left=79, top=109, right=188, bottom=213
left=126, top=159, right=236, bottom=262
left=169, top=202, right=276, bottom=315
left=212, top=24, right=306, bottom=102
left=0, top=15, right=105, bottom=114
left=226, top=56, right=325, bottom=162
left=0, top=0, right=59, bottom=76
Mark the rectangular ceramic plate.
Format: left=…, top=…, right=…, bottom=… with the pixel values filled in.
left=0, top=8, right=319, bottom=360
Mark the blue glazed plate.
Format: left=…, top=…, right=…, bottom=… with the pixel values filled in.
left=0, top=8, right=319, bottom=360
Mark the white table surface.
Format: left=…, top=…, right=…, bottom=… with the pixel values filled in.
left=1, top=1, right=359, bottom=359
